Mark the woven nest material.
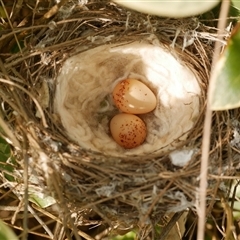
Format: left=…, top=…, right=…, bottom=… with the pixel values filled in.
left=0, top=0, right=240, bottom=239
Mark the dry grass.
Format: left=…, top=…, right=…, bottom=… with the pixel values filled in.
left=0, top=0, right=240, bottom=239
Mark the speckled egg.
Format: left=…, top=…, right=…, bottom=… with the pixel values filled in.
left=112, top=79, right=157, bottom=114
left=110, top=113, right=147, bottom=149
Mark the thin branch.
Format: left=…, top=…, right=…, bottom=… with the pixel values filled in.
left=197, top=1, right=231, bottom=239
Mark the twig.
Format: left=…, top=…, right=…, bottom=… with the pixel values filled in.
left=11, top=0, right=23, bottom=23
left=0, top=78, right=48, bottom=128
left=141, top=180, right=174, bottom=224
left=0, top=115, right=21, bottom=149
left=158, top=212, right=184, bottom=240
left=197, top=1, right=231, bottom=239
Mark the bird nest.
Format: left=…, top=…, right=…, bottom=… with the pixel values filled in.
left=0, top=0, right=240, bottom=239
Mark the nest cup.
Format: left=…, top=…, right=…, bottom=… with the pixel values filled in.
left=0, top=1, right=239, bottom=239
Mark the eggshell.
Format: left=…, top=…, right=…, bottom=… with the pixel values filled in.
left=110, top=113, right=147, bottom=149
left=112, top=79, right=157, bottom=114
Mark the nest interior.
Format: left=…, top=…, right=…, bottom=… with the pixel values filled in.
left=0, top=0, right=240, bottom=239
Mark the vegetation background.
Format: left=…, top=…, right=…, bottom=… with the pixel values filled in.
left=1, top=0, right=240, bottom=239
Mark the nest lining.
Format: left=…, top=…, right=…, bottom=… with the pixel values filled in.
left=54, top=40, right=201, bottom=157
left=0, top=1, right=239, bottom=239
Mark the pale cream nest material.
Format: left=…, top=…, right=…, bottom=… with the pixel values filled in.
left=55, top=39, right=201, bottom=157
left=0, top=1, right=239, bottom=238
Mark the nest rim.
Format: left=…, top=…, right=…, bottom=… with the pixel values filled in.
left=0, top=1, right=238, bottom=239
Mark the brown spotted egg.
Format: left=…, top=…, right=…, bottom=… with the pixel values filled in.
left=112, top=79, right=157, bottom=114
left=110, top=113, right=147, bottom=149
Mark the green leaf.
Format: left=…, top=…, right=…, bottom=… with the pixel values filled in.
left=29, top=193, right=56, bottom=208
left=232, top=0, right=240, bottom=10
left=0, top=6, right=7, bottom=18
left=113, top=0, right=220, bottom=18
left=210, top=23, right=240, bottom=110
left=112, top=231, right=136, bottom=240
left=0, top=136, right=16, bottom=181
left=0, top=137, right=11, bottom=156
left=0, top=220, right=19, bottom=240
left=232, top=201, right=240, bottom=218
left=11, top=40, right=24, bottom=54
